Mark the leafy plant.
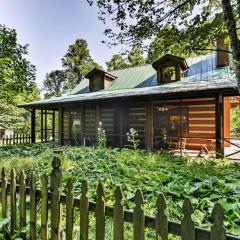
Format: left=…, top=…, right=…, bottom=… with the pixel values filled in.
left=127, top=128, right=140, bottom=151
left=97, top=122, right=107, bottom=148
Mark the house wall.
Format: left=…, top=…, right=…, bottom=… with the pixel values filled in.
left=224, top=97, right=231, bottom=147
left=60, top=97, right=218, bottom=151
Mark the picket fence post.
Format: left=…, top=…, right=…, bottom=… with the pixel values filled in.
left=10, top=168, right=16, bottom=235
left=80, top=180, right=89, bottom=240
left=211, top=203, right=226, bottom=240
left=41, top=175, right=49, bottom=240
left=19, top=170, right=26, bottom=240
left=96, top=181, right=105, bottom=240
left=50, top=150, right=62, bottom=240
left=156, top=193, right=168, bottom=240
left=181, top=197, right=195, bottom=240
left=134, top=189, right=145, bottom=240
left=114, top=186, right=124, bottom=240
left=66, top=178, right=74, bottom=240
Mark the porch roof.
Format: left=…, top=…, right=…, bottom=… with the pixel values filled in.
left=20, top=53, right=239, bottom=108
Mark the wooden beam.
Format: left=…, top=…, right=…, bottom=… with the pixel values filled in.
left=52, top=110, right=55, bottom=141
left=41, top=110, right=43, bottom=143
left=58, top=109, right=64, bottom=146
left=146, top=102, right=153, bottom=151
left=44, top=110, right=47, bottom=142
left=119, top=103, right=124, bottom=147
left=216, top=93, right=224, bottom=158
left=31, top=109, right=36, bottom=143
left=81, top=106, right=85, bottom=146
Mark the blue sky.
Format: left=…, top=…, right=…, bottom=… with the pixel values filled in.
left=0, top=0, right=124, bottom=89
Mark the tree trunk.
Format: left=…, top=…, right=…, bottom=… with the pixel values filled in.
left=237, top=0, right=240, bottom=16
left=221, top=0, right=240, bottom=91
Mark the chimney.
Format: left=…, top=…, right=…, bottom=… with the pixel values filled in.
left=216, top=36, right=229, bottom=67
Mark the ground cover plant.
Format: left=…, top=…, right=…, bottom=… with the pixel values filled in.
left=0, top=143, right=239, bottom=237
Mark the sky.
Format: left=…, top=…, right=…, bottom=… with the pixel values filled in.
left=0, top=0, right=124, bottom=90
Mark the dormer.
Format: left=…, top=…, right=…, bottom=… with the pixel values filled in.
left=86, top=68, right=117, bottom=92
left=152, top=54, right=188, bottom=83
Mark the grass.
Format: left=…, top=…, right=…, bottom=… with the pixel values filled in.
left=0, top=143, right=239, bottom=237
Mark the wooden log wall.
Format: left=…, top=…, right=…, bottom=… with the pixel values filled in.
left=59, top=97, right=218, bottom=151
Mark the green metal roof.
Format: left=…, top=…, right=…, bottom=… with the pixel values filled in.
left=21, top=53, right=238, bottom=107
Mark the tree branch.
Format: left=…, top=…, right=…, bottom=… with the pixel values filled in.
left=155, top=0, right=193, bottom=25
left=191, top=48, right=232, bottom=53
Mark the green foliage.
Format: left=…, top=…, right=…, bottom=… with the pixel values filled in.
left=127, top=128, right=140, bottom=151
left=0, top=144, right=240, bottom=236
left=231, top=106, right=240, bottom=136
left=43, top=70, right=67, bottom=99
left=128, top=45, right=145, bottom=67
left=0, top=24, right=40, bottom=133
left=97, top=122, right=107, bottom=148
left=62, top=39, right=101, bottom=91
left=106, top=54, right=127, bottom=71
left=0, top=24, right=36, bottom=104
left=43, top=39, right=101, bottom=97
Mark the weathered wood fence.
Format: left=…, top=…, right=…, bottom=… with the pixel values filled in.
left=0, top=151, right=239, bottom=240
left=0, top=134, right=31, bottom=146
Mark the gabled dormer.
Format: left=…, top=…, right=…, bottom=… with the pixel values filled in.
left=85, top=68, right=117, bottom=92
left=152, top=54, right=188, bottom=83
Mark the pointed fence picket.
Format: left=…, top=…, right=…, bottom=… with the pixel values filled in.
left=0, top=152, right=239, bottom=240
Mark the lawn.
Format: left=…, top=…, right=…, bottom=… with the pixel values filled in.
left=0, top=143, right=239, bottom=237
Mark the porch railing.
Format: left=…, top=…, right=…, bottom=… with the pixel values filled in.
left=0, top=151, right=239, bottom=239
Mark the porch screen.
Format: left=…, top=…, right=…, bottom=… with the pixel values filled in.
left=84, top=107, right=96, bottom=146
left=37, top=110, right=59, bottom=143
left=70, top=111, right=82, bottom=145
left=127, top=104, right=147, bottom=148
left=153, top=97, right=216, bottom=151
left=100, top=104, right=120, bottom=147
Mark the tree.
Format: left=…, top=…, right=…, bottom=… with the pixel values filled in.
left=128, top=46, right=145, bottom=67
left=43, top=70, right=66, bottom=99
left=62, top=39, right=100, bottom=90
left=88, top=0, right=240, bottom=90
left=106, top=54, right=127, bottom=70
left=0, top=24, right=36, bottom=104
left=0, top=24, right=40, bottom=133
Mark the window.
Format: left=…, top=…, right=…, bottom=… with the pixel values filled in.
left=91, top=76, right=103, bottom=91
left=161, top=66, right=176, bottom=81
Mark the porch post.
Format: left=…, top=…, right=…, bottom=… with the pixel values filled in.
left=216, top=93, right=224, bottom=158
left=59, top=108, right=64, bottom=146
left=31, top=109, right=36, bottom=143
left=146, top=101, right=153, bottom=151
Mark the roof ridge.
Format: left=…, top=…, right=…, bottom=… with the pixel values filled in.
left=109, top=63, right=151, bottom=73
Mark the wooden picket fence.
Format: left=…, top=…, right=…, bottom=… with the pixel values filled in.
left=0, top=134, right=31, bottom=146
left=0, top=151, right=239, bottom=240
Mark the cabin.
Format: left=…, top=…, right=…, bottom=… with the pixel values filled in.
left=0, top=124, right=14, bottom=139
left=20, top=40, right=240, bottom=158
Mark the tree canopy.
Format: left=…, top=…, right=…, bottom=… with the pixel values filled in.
left=88, top=0, right=240, bottom=89
left=0, top=24, right=40, bottom=133
left=0, top=24, right=37, bottom=104
left=106, top=54, right=127, bottom=71
left=62, top=39, right=101, bottom=90
left=128, top=46, right=145, bottom=67
left=43, top=70, right=66, bottom=99
left=43, top=38, right=101, bottom=98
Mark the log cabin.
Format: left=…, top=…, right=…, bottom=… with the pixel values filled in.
left=19, top=41, right=240, bottom=158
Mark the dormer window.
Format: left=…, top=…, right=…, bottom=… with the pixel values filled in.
left=152, top=54, right=188, bottom=83
left=161, top=65, right=177, bottom=81
left=86, top=68, right=117, bottom=92
left=91, top=75, right=103, bottom=91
